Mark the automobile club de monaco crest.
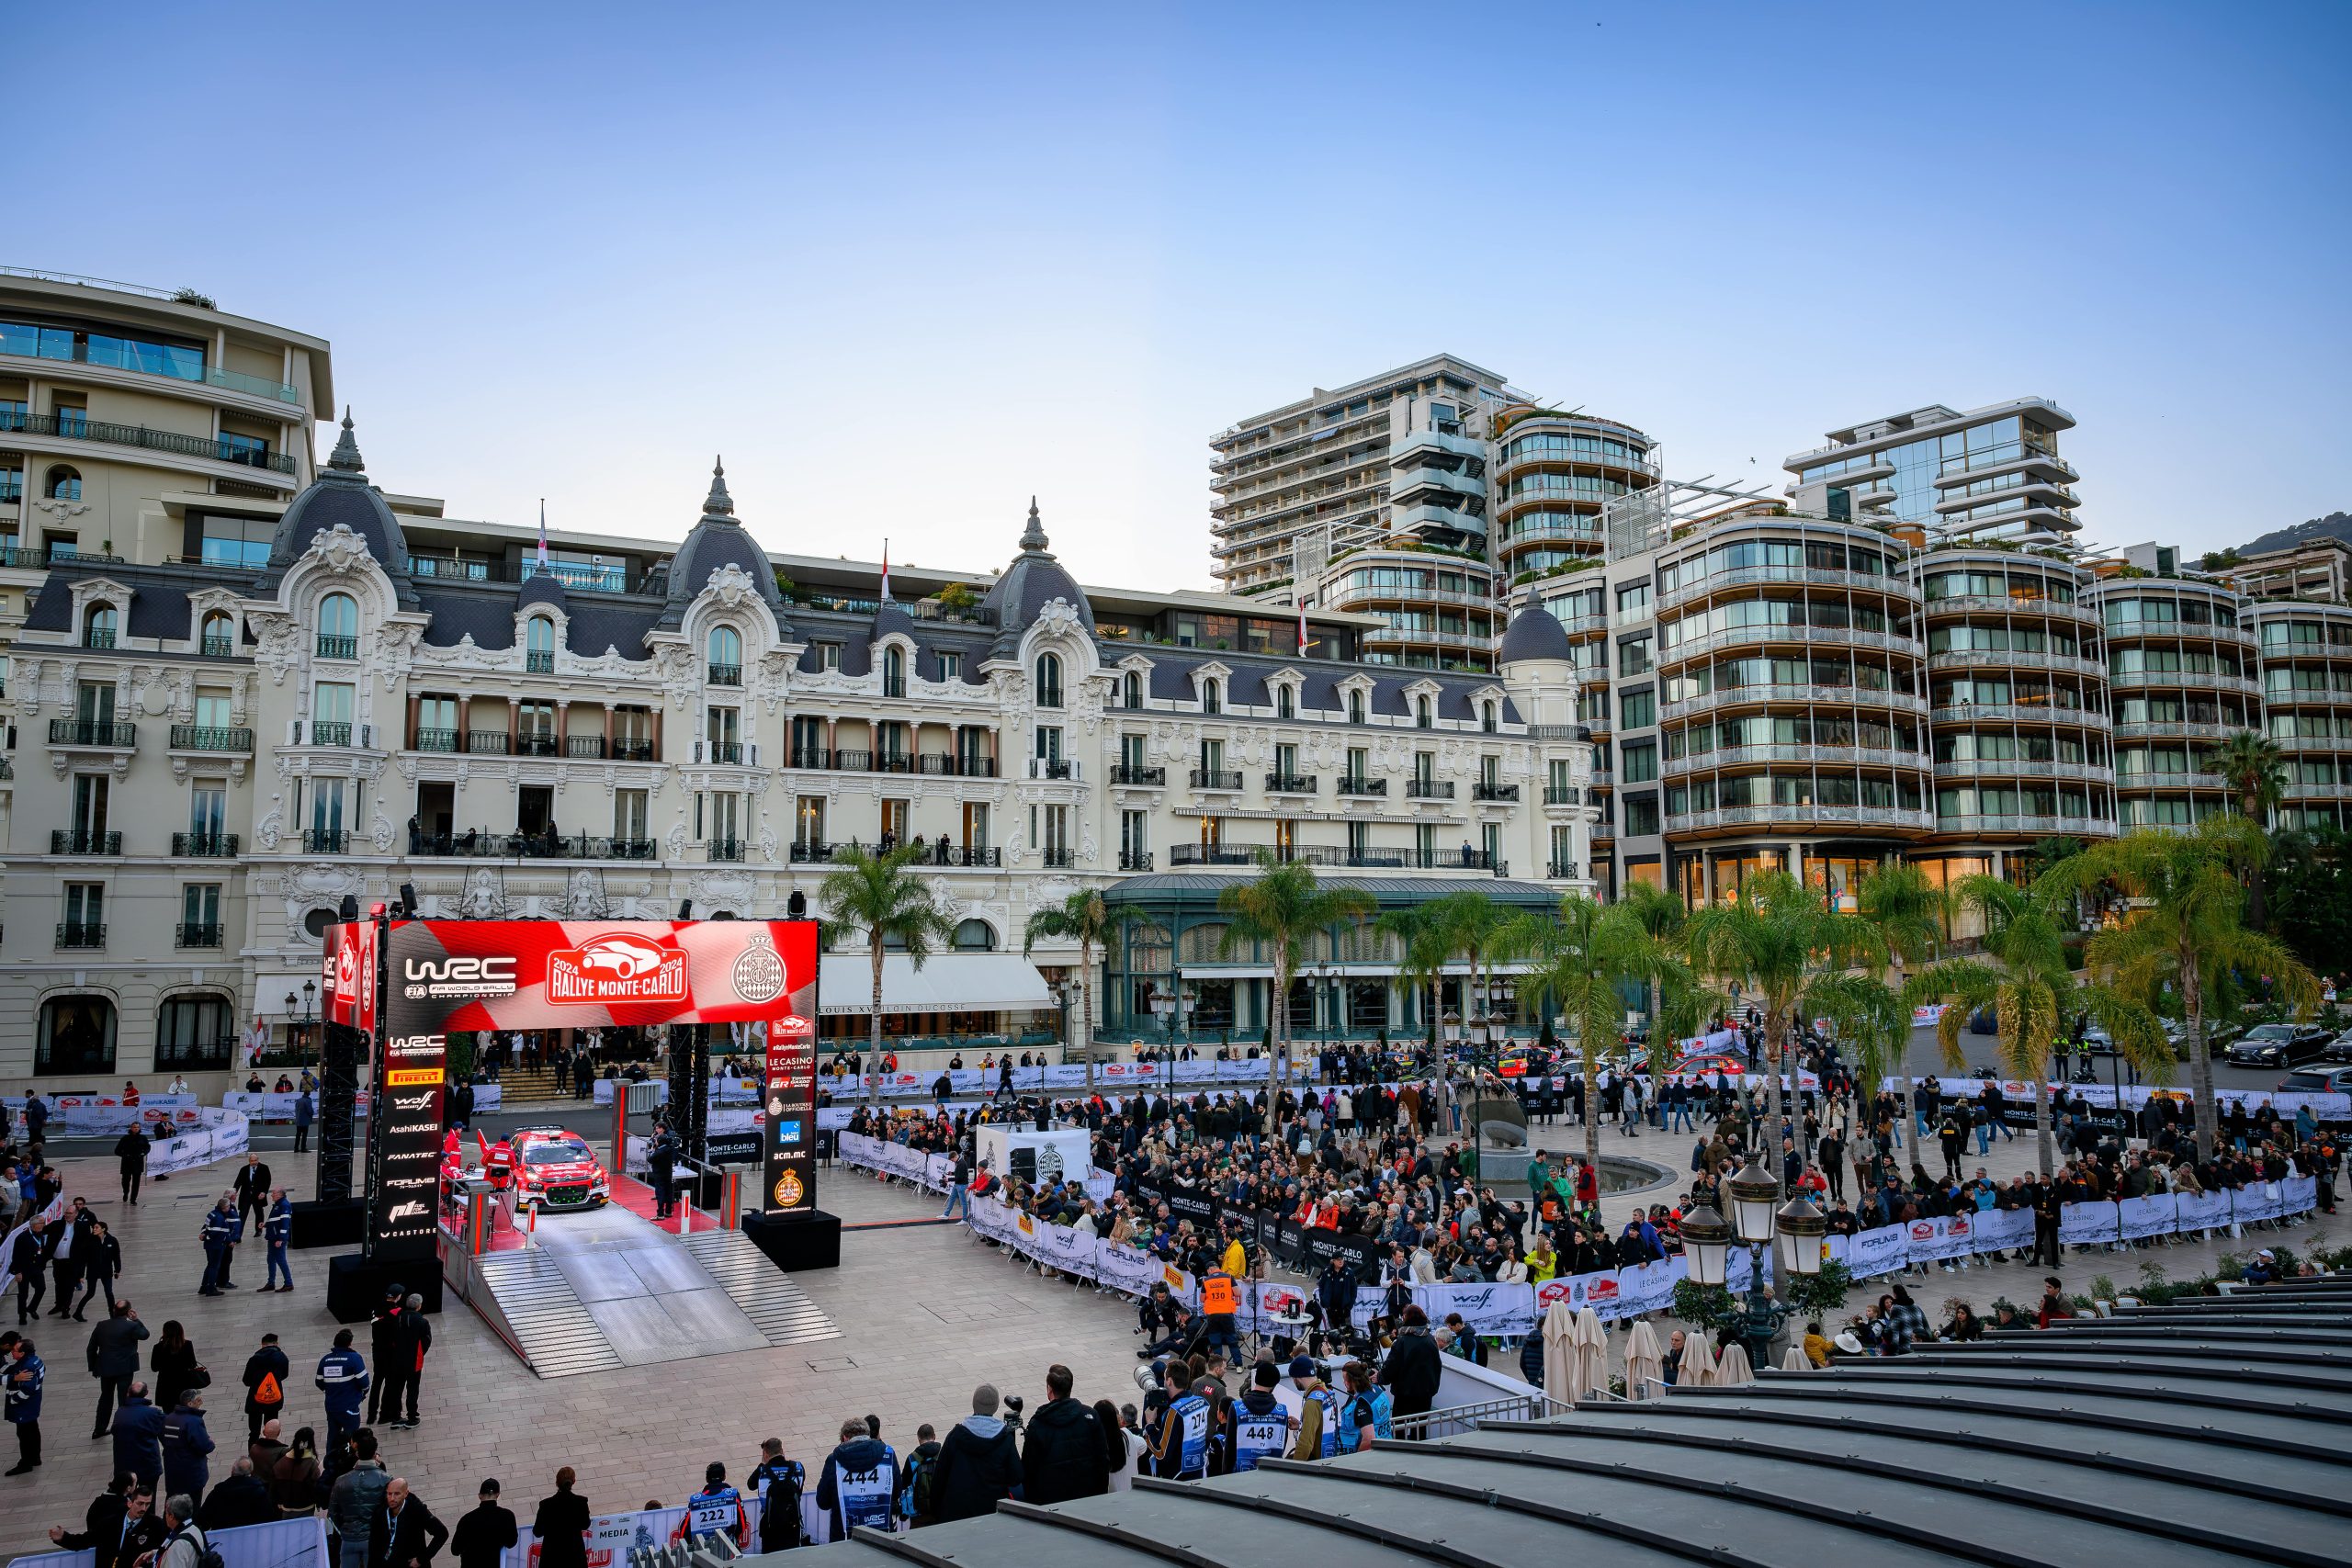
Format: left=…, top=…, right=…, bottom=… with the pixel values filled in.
left=547, top=931, right=691, bottom=1005
left=730, top=928, right=787, bottom=1005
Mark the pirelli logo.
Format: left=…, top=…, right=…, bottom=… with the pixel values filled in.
left=386, top=1067, right=443, bottom=1087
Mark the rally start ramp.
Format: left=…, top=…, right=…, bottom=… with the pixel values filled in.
left=447, top=1202, right=839, bottom=1379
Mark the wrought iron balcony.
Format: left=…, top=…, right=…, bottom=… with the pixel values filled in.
left=50, top=718, right=136, bottom=747
left=707, top=839, right=746, bottom=862
left=200, top=636, right=234, bottom=658
left=52, top=829, right=121, bottom=854
left=1473, top=781, right=1521, bottom=802
left=1042, top=847, right=1076, bottom=867
left=526, top=650, right=556, bottom=673
left=56, top=921, right=106, bottom=948
left=173, top=832, right=240, bottom=857
left=1544, top=785, right=1582, bottom=805
left=1336, top=776, right=1386, bottom=796
left=467, top=731, right=510, bottom=754
left=1118, top=850, right=1155, bottom=871
left=170, top=725, right=252, bottom=751
left=1406, top=778, right=1455, bottom=799
left=176, top=922, right=222, bottom=949
left=1190, top=769, right=1243, bottom=790
left=1110, top=764, right=1166, bottom=785
left=707, top=662, right=741, bottom=686
left=1264, top=773, right=1318, bottom=794
left=302, top=829, right=347, bottom=852
left=316, top=635, right=358, bottom=660
left=414, top=728, right=459, bottom=752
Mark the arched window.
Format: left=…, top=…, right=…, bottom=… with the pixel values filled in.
left=45, top=465, right=82, bottom=502
left=953, top=919, right=997, bottom=951
left=1416, top=695, right=1434, bottom=729
left=37, top=994, right=116, bottom=1075
left=883, top=645, right=905, bottom=695
left=1348, top=690, right=1367, bottom=725
left=1482, top=700, right=1498, bottom=734
left=1035, top=652, right=1063, bottom=708
left=156, top=993, right=234, bottom=1070
left=84, top=602, right=118, bottom=649
left=200, top=611, right=235, bottom=655
left=706, top=625, right=741, bottom=685
left=1121, top=671, right=1141, bottom=710
left=1202, top=678, right=1221, bottom=715
left=318, top=592, right=358, bottom=659
left=1276, top=683, right=1295, bottom=719
left=527, top=615, right=559, bottom=671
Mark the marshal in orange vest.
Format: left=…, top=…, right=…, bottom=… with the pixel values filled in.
left=1200, top=1271, right=1238, bottom=1316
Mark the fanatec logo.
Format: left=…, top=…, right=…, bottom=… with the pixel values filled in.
left=385, top=1150, right=437, bottom=1164
left=403, top=955, right=517, bottom=1000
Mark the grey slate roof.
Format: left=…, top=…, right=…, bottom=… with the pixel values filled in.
left=771, top=1282, right=2352, bottom=1568
left=516, top=571, right=569, bottom=613
left=26, top=568, right=199, bottom=641
left=1498, top=585, right=1576, bottom=664
left=1134, top=649, right=1517, bottom=724
left=979, top=499, right=1091, bottom=657
left=255, top=412, right=420, bottom=609
left=656, top=459, right=791, bottom=632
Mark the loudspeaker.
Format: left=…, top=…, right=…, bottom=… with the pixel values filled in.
left=740, top=1209, right=842, bottom=1271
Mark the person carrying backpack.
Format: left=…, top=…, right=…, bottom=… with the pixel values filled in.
left=748, top=1438, right=807, bottom=1551
left=895, top=1425, right=940, bottom=1529
left=241, top=1334, right=288, bottom=1441
left=148, top=1494, right=220, bottom=1568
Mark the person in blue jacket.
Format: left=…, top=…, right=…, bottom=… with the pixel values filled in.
left=262, top=1192, right=294, bottom=1293
left=314, top=1329, right=369, bottom=1456
left=161, top=1388, right=214, bottom=1499
left=197, top=1201, right=241, bottom=1297
left=5, top=1333, right=44, bottom=1474
left=109, top=1380, right=166, bottom=1491
left=815, top=1416, right=898, bottom=1539
left=671, top=1461, right=746, bottom=1547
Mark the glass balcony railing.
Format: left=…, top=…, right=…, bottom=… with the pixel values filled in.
left=0, top=320, right=302, bottom=404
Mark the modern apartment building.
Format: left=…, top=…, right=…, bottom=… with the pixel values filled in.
left=1, top=373, right=1602, bottom=1087
left=1782, top=398, right=2082, bottom=546
left=1208, top=355, right=1657, bottom=676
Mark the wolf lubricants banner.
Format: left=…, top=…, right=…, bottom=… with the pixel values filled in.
left=363, top=919, right=821, bottom=1258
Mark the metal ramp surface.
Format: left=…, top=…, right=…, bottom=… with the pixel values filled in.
left=683, top=1229, right=843, bottom=1350
left=458, top=1203, right=831, bottom=1378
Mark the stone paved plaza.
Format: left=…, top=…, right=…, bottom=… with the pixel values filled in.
left=5, top=1104, right=2330, bottom=1556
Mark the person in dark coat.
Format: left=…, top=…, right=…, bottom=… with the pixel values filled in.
left=47, top=1473, right=166, bottom=1568
left=1375, top=1306, right=1442, bottom=1424
left=530, top=1468, right=590, bottom=1568
left=109, top=1382, right=166, bottom=1491
left=450, top=1479, right=517, bottom=1568
left=86, top=1299, right=149, bottom=1438
left=149, top=1321, right=200, bottom=1416
left=72, top=1219, right=122, bottom=1320
left=241, top=1333, right=290, bottom=1440
left=924, top=1388, right=1019, bottom=1523
left=161, top=1390, right=215, bottom=1501
left=367, top=1291, right=408, bottom=1427
left=1019, top=1365, right=1107, bottom=1505
left=370, top=1477, right=449, bottom=1568
left=114, top=1127, right=151, bottom=1206
left=198, top=1457, right=278, bottom=1530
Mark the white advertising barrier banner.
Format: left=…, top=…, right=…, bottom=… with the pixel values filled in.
left=2059, top=1201, right=2121, bottom=1247
left=5, top=1093, right=202, bottom=1136
left=1968, top=1206, right=2034, bottom=1256
left=1904, top=1213, right=1975, bottom=1266
left=2233, top=1181, right=2285, bottom=1225
left=2175, top=1187, right=2233, bottom=1233
left=1612, top=1257, right=1687, bottom=1319
left=6, top=1506, right=328, bottom=1568
left=147, top=1107, right=252, bottom=1177
left=2117, top=1194, right=2178, bottom=1243
left=223, top=1090, right=381, bottom=1122
left=1829, top=1224, right=1912, bottom=1280
left=1894, top=1078, right=2352, bottom=1123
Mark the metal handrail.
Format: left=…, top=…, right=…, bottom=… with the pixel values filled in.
left=1387, top=1392, right=1576, bottom=1441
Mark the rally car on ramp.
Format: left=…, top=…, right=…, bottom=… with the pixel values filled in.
left=507, top=1125, right=613, bottom=1213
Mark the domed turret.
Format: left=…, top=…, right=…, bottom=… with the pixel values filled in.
left=517, top=570, right=569, bottom=613
left=980, top=498, right=1091, bottom=657
left=1497, top=584, right=1575, bottom=664
left=657, top=457, right=791, bottom=631
left=261, top=411, right=417, bottom=605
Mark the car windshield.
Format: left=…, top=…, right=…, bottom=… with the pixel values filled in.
left=526, top=1142, right=591, bottom=1166
left=2243, top=1026, right=2294, bottom=1043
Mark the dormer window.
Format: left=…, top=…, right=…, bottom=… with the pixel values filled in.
left=1121, top=671, right=1142, bottom=710
left=1482, top=700, right=1498, bottom=734
left=1202, top=678, right=1221, bottom=715
left=84, top=603, right=118, bottom=649
left=1349, top=690, right=1367, bottom=725
left=1035, top=652, right=1063, bottom=708
left=883, top=644, right=906, bottom=698
left=318, top=593, right=358, bottom=660
left=707, top=625, right=741, bottom=685
left=1276, top=684, right=1294, bottom=720
left=526, top=615, right=559, bottom=673
left=1415, top=694, right=1433, bottom=729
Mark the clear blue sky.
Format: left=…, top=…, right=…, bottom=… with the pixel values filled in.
left=25, top=2, right=2350, bottom=585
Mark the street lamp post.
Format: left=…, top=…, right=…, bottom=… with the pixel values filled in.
left=1681, top=1159, right=1826, bottom=1369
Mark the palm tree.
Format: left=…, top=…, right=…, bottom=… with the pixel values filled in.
left=1374, top=903, right=1453, bottom=1049
left=1804, top=970, right=1908, bottom=1169
left=1429, top=889, right=1508, bottom=1050
left=2041, top=818, right=2320, bottom=1158
left=1217, top=853, right=1376, bottom=1134
left=1903, top=875, right=2169, bottom=1175
left=1683, top=871, right=1887, bottom=1190
left=1853, top=862, right=1948, bottom=1127
left=818, top=844, right=957, bottom=1107
left=1511, top=895, right=1645, bottom=1175
left=1022, top=888, right=1136, bottom=1092
left=2211, top=728, right=2289, bottom=927
left=1616, top=880, right=1688, bottom=1043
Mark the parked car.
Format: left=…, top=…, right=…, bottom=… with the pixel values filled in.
left=2322, top=1028, right=2352, bottom=1065
left=2225, top=1023, right=2331, bottom=1069
left=2279, top=1066, right=2352, bottom=1096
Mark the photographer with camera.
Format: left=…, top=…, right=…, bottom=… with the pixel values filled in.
left=923, top=1384, right=1020, bottom=1525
